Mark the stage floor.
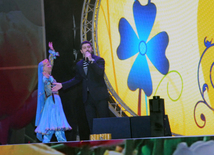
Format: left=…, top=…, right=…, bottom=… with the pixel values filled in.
left=1, top=135, right=214, bottom=155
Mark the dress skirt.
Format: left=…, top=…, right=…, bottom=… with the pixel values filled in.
left=35, top=94, right=71, bottom=135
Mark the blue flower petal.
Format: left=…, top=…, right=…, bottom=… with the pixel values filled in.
left=128, top=54, right=152, bottom=96
left=146, top=32, right=169, bottom=74
left=117, top=18, right=139, bottom=60
left=133, top=0, right=156, bottom=41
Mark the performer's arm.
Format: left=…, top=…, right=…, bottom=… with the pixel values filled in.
left=51, top=82, right=62, bottom=91
left=84, top=51, right=105, bottom=76
left=88, top=57, right=105, bottom=76
left=52, top=64, right=82, bottom=91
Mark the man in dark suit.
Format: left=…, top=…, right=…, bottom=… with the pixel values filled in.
left=52, top=41, right=110, bottom=133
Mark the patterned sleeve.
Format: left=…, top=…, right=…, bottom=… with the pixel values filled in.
left=50, top=76, right=56, bottom=83
left=43, top=76, right=48, bottom=84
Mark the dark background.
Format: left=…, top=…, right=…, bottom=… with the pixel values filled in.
left=43, top=0, right=90, bottom=141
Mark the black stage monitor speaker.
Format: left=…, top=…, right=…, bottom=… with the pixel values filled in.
left=130, top=116, right=151, bottom=138
left=130, top=115, right=171, bottom=138
left=149, top=96, right=172, bottom=137
left=93, top=115, right=171, bottom=139
left=163, top=115, right=172, bottom=136
left=93, top=117, right=131, bottom=139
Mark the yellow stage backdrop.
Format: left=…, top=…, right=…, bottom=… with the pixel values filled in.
left=96, top=0, right=214, bottom=136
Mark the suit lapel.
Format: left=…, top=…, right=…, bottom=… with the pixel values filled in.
left=79, top=59, right=87, bottom=77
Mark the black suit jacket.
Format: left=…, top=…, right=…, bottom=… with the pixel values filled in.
left=62, top=54, right=109, bottom=103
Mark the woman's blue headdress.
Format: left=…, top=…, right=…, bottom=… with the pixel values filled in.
left=35, top=61, right=46, bottom=127
left=35, top=60, right=47, bottom=141
left=35, top=48, right=58, bottom=126
left=35, top=48, right=59, bottom=141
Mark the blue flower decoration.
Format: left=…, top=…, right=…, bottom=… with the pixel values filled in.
left=117, top=0, right=169, bottom=96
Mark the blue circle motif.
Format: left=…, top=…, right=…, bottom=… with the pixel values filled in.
left=139, top=41, right=147, bottom=55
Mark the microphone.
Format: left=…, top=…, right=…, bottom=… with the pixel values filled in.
left=86, top=57, right=89, bottom=63
left=85, top=51, right=91, bottom=63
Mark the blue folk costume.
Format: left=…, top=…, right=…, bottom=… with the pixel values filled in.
left=35, top=50, right=71, bottom=143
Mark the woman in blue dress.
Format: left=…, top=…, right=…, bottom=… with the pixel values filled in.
left=35, top=43, right=71, bottom=143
